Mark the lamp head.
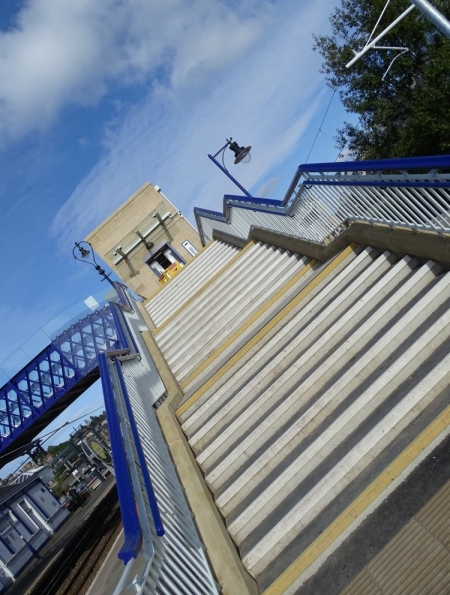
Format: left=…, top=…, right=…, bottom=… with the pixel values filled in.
left=228, top=139, right=252, bottom=164
left=74, top=242, right=91, bottom=259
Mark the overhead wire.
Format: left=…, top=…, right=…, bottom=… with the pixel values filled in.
left=304, top=89, right=336, bottom=163
left=0, top=405, right=105, bottom=473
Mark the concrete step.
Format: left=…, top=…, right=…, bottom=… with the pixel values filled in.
left=179, top=245, right=374, bottom=434
left=222, top=285, right=450, bottom=575
left=156, top=242, right=294, bottom=353
left=168, top=237, right=450, bottom=593
left=189, top=249, right=402, bottom=461
left=179, top=255, right=321, bottom=396
left=145, top=240, right=240, bottom=327
left=170, top=250, right=313, bottom=384
left=177, top=244, right=361, bottom=425
left=211, top=260, right=443, bottom=509
left=242, top=343, right=450, bottom=579
left=163, top=245, right=301, bottom=375
left=157, top=243, right=310, bottom=383
left=155, top=241, right=264, bottom=347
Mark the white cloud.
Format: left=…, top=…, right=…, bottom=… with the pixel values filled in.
left=50, top=0, right=337, bottom=249
left=0, top=0, right=270, bottom=142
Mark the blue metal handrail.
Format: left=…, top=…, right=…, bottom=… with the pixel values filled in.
left=194, top=154, right=450, bottom=245
left=114, top=357, right=165, bottom=537
left=298, top=154, right=450, bottom=174
left=98, top=352, right=142, bottom=564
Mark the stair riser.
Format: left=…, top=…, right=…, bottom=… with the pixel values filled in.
left=166, top=252, right=306, bottom=377
left=147, top=242, right=235, bottom=323
left=228, top=312, right=450, bottom=545
left=186, top=249, right=386, bottom=449
left=179, top=248, right=364, bottom=428
left=182, top=261, right=317, bottom=396
left=212, top=262, right=442, bottom=503
left=193, top=255, right=410, bottom=464
left=243, top=353, right=450, bottom=576
left=156, top=243, right=272, bottom=347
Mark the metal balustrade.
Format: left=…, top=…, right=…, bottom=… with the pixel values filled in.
left=194, top=155, right=450, bottom=245
left=92, top=300, right=220, bottom=594
left=99, top=352, right=145, bottom=566
left=1, top=283, right=219, bottom=593
left=115, top=350, right=220, bottom=595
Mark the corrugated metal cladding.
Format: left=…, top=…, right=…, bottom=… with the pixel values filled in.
left=123, top=308, right=166, bottom=404
left=120, top=357, right=219, bottom=595
left=340, top=479, right=450, bottom=595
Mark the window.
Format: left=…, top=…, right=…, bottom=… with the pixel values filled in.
left=146, top=244, right=185, bottom=277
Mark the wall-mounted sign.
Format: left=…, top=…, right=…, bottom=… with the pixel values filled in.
left=182, top=240, right=198, bottom=257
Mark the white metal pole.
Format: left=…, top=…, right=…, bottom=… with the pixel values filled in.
left=409, top=0, right=450, bottom=38
left=346, top=5, right=416, bottom=68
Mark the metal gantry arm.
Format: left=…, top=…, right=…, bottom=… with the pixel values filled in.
left=410, top=0, right=450, bottom=37
left=346, top=0, right=450, bottom=69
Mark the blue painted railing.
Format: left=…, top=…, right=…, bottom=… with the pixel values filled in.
left=0, top=305, right=123, bottom=452
left=0, top=282, right=137, bottom=458
left=299, top=154, right=450, bottom=173
left=98, top=352, right=142, bottom=564
left=194, top=154, right=450, bottom=245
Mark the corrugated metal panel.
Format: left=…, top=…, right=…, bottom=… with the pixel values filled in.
left=104, top=303, right=219, bottom=593
left=123, top=307, right=166, bottom=404
left=120, top=359, right=219, bottom=594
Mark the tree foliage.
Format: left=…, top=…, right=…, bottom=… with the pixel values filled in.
left=47, top=441, right=69, bottom=456
left=313, top=0, right=450, bottom=159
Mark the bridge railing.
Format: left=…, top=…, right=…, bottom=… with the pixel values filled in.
left=0, top=286, right=119, bottom=386
left=194, top=155, right=450, bottom=245
left=0, top=283, right=134, bottom=455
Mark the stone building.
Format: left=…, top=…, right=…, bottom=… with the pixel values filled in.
left=85, top=183, right=202, bottom=298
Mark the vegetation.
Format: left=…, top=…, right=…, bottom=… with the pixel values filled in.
left=47, top=441, right=69, bottom=456
left=313, top=0, right=450, bottom=159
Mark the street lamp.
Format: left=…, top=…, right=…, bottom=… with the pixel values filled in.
left=73, top=241, right=116, bottom=288
left=208, top=137, right=253, bottom=197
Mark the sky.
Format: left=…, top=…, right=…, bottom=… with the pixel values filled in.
left=0, top=0, right=356, bottom=477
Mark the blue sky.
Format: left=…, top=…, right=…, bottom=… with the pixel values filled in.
left=0, top=0, right=355, bottom=477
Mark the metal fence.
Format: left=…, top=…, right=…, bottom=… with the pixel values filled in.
left=194, top=155, right=450, bottom=245
left=99, top=300, right=220, bottom=595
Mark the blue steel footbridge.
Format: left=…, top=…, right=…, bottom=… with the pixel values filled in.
left=0, top=284, right=133, bottom=466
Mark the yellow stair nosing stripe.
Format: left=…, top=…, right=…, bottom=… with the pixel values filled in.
left=152, top=240, right=255, bottom=335
left=176, top=243, right=356, bottom=418
left=179, top=259, right=317, bottom=389
left=263, top=404, right=450, bottom=595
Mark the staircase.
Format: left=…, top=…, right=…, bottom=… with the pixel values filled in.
left=146, top=231, right=450, bottom=594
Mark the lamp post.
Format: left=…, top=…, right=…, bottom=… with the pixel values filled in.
left=73, top=241, right=116, bottom=288
left=208, top=137, right=253, bottom=197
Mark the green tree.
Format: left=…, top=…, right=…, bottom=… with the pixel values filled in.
left=47, top=441, right=69, bottom=456
left=313, top=0, right=450, bottom=159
